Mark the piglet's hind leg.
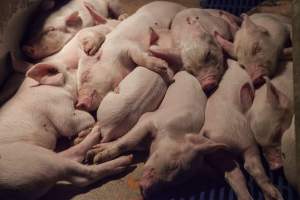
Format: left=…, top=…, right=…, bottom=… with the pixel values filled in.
left=88, top=113, right=155, bottom=164
left=243, top=148, right=283, bottom=200
left=59, top=123, right=102, bottom=163
left=64, top=155, right=133, bottom=187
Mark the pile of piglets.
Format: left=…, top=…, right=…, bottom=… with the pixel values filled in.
left=0, top=0, right=295, bottom=199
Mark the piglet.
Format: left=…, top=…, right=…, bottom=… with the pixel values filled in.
left=281, top=116, right=299, bottom=193
left=86, top=71, right=227, bottom=198
left=22, top=0, right=126, bottom=60
left=75, top=67, right=168, bottom=144
left=149, top=8, right=241, bottom=95
left=97, top=67, right=168, bottom=142
left=0, top=61, right=132, bottom=199
left=76, top=1, right=185, bottom=111
left=247, top=61, right=294, bottom=170
left=14, top=17, right=120, bottom=73
left=201, top=59, right=283, bottom=200
left=216, top=13, right=292, bottom=88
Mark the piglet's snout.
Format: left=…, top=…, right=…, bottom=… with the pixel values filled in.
left=22, top=45, right=36, bottom=58
left=139, top=168, right=157, bottom=198
left=76, top=96, right=93, bottom=111
left=247, top=65, right=268, bottom=89
left=198, top=76, right=218, bottom=96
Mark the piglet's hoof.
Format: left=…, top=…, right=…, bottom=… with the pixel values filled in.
left=93, top=150, right=115, bottom=164
left=79, top=34, right=105, bottom=56
left=73, top=127, right=92, bottom=145
left=86, top=143, right=107, bottom=163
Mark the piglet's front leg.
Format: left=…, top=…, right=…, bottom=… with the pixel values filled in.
left=59, top=123, right=102, bottom=163
left=78, top=26, right=110, bottom=56
left=86, top=114, right=155, bottom=164
left=128, top=46, right=174, bottom=84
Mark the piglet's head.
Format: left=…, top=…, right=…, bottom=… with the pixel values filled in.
left=182, top=33, right=225, bottom=96
left=76, top=52, right=109, bottom=112
left=247, top=78, right=293, bottom=169
left=26, top=62, right=77, bottom=98
left=23, top=11, right=83, bottom=60
left=215, top=14, right=291, bottom=89
left=22, top=2, right=108, bottom=60
left=150, top=32, right=225, bottom=96
left=139, top=134, right=227, bottom=198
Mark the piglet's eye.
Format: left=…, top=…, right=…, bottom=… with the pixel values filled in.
left=251, top=43, right=262, bottom=55
left=45, top=26, right=56, bottom=32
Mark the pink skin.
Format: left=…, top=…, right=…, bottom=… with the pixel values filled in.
left=96, top=67, right=168, bottom=143
left=76, top=89, right=97, bottom=111
left=281, top=117, right=297, bottom=192
left=86, top=72, right=233, bottom=198
left=0, top=62, right=133, bottom=199
left=23, top=29, right=70, bottom=60
left=22, top=0, right=125, bottom=60
left=247, top=62, right=294, bottom=170
left=14, top=18, right=120, bottom=74
left=215, top=13, right=292, bottom=86
left=197, top=74, right=219, bottom=96
left=201, top=59, right=283, bottom=200
left=76, top=1, right=185, bottom=111
left=149, top=8, right=239, bottom=96
left=246, top=64, right=268, bottom=89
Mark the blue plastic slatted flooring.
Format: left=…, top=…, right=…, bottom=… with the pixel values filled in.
left=200, top=0, right=265, bottom=15
left=153, top=168, right=298, bottom=200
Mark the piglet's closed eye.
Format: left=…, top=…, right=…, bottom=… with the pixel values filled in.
left=265, top=77, right=290, bottom=109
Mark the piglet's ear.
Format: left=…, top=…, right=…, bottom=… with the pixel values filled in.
left=66, top=11, right=83, bottom=28
left=26, top=63, right=65, bottom=86
left=149, top=45, right=182, bottom=67
left=84, top=2, right=107, bottom=25
left=265, top=77, right=290, bottom=109
left=241, top=13, right=269, bottom=35
left=214, top=31, right=236, bottom=59
left=185, top=134, right=229, bottom=154
left=149, top=27, right=160, bottom=46
left=241, top=13, right=256, bottom=31
left=240, top=82, right=255, bottom=113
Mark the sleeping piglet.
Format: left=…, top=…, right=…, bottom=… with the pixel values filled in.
left=86, top=71, right=227, bottom=198
left=201, top=59, right=283, bottom=200
left=247, top=61, right=294, bottom=170
left=216, top=13, right=292, bottom=88
left=76, top=1, right=185, bottom=111
left=22, top=0, right=126, bottom=60
left=149, top=8, right=241, bottom=95
left=74, top=67, right=168, bottom=144
left=14, top=16, right=120, bottom=73
left=0, top=61, right=132, bottom=199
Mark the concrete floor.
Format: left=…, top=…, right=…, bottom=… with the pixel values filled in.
left=41, top=1, right=292, bottom=200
